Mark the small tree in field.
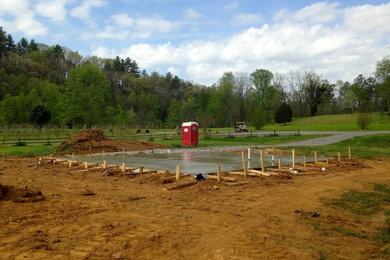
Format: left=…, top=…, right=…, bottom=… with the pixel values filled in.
left=30, top=105, right=51, bottom=131
left=251, top=105, right=266, bottom=130
left=356, top=112, right=372, bottom=130
left=275, top=103, right=292, bottom=125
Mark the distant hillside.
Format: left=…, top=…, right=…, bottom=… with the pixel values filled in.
left=262, top=113, right=390, bottom=131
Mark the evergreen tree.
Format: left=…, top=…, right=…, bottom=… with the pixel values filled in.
left=275, top=103, right=292, bottom=124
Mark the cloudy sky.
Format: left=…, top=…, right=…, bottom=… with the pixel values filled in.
left=0, top=0, right=389, bottom=85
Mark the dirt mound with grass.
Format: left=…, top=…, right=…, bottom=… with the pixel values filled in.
left=0, top=183, right=45, bottom=203
left=52, top=129, right=169, bottom=155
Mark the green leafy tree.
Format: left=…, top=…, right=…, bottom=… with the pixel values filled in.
left=375, top=56, right=390, bottom=111
left=166, top=98, right=182, bottom=128
left=251, top=69, right=281, bottom=122
left=275, top=103, right=293, bottom=124
left=65, top=63, right=111, bottom=128
left=251, top=105, right=266, bottom=129
left=29, top=105, right=51, bottom=131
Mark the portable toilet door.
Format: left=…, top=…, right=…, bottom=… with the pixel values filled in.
left=181, top=122, right=199, bottom=146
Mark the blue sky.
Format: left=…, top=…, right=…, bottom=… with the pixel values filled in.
left=0, top=0, right=390, bottom=85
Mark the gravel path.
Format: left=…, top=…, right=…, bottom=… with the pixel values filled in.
left=278, top=131, right=390, bottom=147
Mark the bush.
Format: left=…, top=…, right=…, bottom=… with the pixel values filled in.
left=356, top=112, right=372, bottom=130
left=275, top=103, right=292, bottom=124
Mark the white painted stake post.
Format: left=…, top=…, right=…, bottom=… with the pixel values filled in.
left=338, top=152, right=341, bottom=162
left=303, top=155, right=306, bottom=168
left=348, top=147, right=351, bottom=159
left=314, top=151, right=318, bottom=165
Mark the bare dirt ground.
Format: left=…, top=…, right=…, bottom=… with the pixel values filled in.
left=1, top=156, right=390, bottom=259
left=51, top=129, right=168, bottom=155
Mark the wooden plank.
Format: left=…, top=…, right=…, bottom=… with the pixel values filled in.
left=208, top=175, right=235, bottom=182
left=248, top=169, right=271, bottom=176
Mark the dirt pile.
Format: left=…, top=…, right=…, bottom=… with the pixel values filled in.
left=52, top=129, right=169, bottom=155
left=0, top=183, right=44, bottom=203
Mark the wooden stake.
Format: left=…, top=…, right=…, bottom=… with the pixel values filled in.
left=69, top=160, right=73, bottom=168
left=278, top=159, right=282, bottom=170
left=292, top=149, right=295, bottom=169
left=260, top=149, right=265, bottom=173
left=121, top=163, right=126, bottom=173
left=338, top=152, right=341, bottom=162
left=303, top=155, right=306, bottom=168
left=122, top=147, right=125, bottom=156
left=103, top=160, right=107, bottom=169
left=176, top=165, right=181, bottom=181
left=348, top=147, right=351, bottom=159
left=326, top=158, right=329, bottom=164
left=84, top=162, right=88, bottom=169
left=241, top=151, right=247, bottom=177
left=314, top=151, right=318, bottom=165
left=140, top=166, right=144, bottom=174
left=217, top=164, right=221, bottom=182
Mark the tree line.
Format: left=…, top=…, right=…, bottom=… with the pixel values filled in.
left=1, top=26, right=389, bottom=130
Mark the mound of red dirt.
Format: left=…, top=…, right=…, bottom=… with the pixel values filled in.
left=52, top=129, right=169, bottom=155
left=0, top=183, right=45, bottom=203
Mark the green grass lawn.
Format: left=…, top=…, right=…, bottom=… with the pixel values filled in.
left=0, top=143, right=57, bottom=157
left=282, top=133, right=390, bottom=159
left=262, top=112, right=390, bottom=131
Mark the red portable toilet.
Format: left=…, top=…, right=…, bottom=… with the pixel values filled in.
left=181, top=122, right=199, bottom=146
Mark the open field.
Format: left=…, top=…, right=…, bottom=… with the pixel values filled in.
left=282, top=133, right=390, bottom=159
left=1, top=157, right=390, bottom=259
left=262, top=112, right=390, bottom=131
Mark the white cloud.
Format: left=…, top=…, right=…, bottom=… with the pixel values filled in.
left=70, top=0, right=106, bottom=21
left=274, top=2, right=340, bottom=24
left=0, top=0, right=48, bottom=36
left=99, top=2, right=390, bottom=85
left=185, top=8, right=201, bottom=19
left=35, top=0, right=69, bottom=22
left=223, top=1, right=239, bottom=10
left=109, top=13, right=134, bottom=27
left=344, top=3, right=390, bottom=38
left=231, top=13, right=263, bottom=26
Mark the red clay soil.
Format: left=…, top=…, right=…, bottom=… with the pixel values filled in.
left=0, top=183, right=44, bottom=203
left=51, top=129, right=169, bottom=155
left=1, top=157, right=390, bottom=259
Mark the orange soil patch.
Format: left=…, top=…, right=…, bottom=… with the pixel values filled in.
left=0, top=157, right=389, bottom=259
left=51, top=129, right=169, bottom=155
